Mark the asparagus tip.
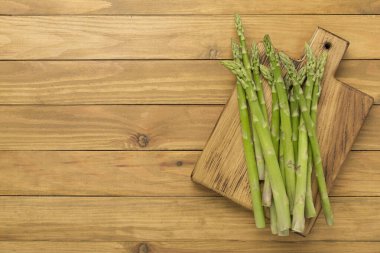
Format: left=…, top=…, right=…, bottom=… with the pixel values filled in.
left=231, top=41, right=241, bottom=60
left=259, top=64, right=273, bottom=83
left=305, top=43, right=313, bottom=57
left=234, top=14, right=243, bottom=33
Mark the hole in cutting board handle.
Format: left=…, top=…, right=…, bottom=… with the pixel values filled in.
left=324, top=41, right=332, bottom=50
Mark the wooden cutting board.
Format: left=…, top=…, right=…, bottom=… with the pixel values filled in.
left=191, top=28, right=374, bottom=235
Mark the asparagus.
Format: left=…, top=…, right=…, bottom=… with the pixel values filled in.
left=303, top=44, right=318, bottom=218
left=259, top=64, right=278, bottom=207
left=251, top=42, right=269, bottom=121
left=305, top=147, right=316, bottom=218
left=311, top=52, right=328, bottom=124
left=262, top=171, right=272, bottom=207
left=260, top=64, right=280, bottom=155
left=285, top=66, right=309, bottom=232
left=292, top=116, right=309, bottom=232
left=259, top=64, right=291, bottom=234
left=305, top=53, right=327, bottom=218
left=279, top=52, right=333, bottom=226
left=263, top=35, right=296, bottom=212
left=292, top=65, right=309, bottom=232
left=278, top=229, right=290, bottom=236
left=279, top=132, right=286, bottom=181
left=270, top=202, right=278, bottom=235
left=260, top=65, right=282, bottom=230
left=236, top=81, right=266, bottom=228
left=289, top=67, right=306, bottom=161
left=304, top=44, right=317, bottom=109
left=222, top=60, right=291, bottom=232
left=289, top=89, right=299, bottom=159
left=234, top=16, right=265, bottom=180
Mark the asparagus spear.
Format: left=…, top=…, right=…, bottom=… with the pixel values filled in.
left=262, top=171, right=272, bottom=207
left=234, top=16, right=265, bottom=180
left=303, top=44, right=318, bottom=218
left=305, top=53, right=327, bottom=218
left=251, top=42, right=269, bottom=121
left=285, top=66, right=309, bottom=232
left=263, top=35, right=296, bottom=212
left=292, top=116, right=309, bottom=232
left=289, top=67, right=306, bottom=161
left=305, top=147, right=316, bottom=218
left=231, top=41, right=265, bottom=225
left=222, top=60, right=291, bottom=232
left=236, top=81, right=266, bottom=228
left=270, top=201, right=278, bottom=235
left=259, top=64, right=278, bottom=207
left=289, top=89, right=299, bottom=159
left=231, top=41, right=267, bottom=227
left=279, top=132, right=286, bottom=181
left=260, top=64, right=280, bottom=155
left=311, top=52, right=328, bottom=124
left=279, top=52, right=333, bottom=226
left=304, top=44, right=317, bottom=109
left=260, top=64, right=283, bottom=231
left=292, top=67, right=309, bottom=232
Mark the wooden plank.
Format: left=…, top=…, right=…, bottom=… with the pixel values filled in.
left=353, top=105, right=380, bottom=150
left=0, top=151, right=378, bottom=197
left=1, top=0, right=379, bottom=15
left=0, top=60, right=233, bottom=105
left=0, top=16, right=378, bottom=60
left=0, top=60, right=378, bottom=105
left=0, top=105, right=377, bottom=150
left=0, top=197, right=379, bottom=241
left=0, top=151, right=212, bottom=196
left=332, top=151, right=380, bottom=196
left=0, top=105, right=222, bottom=150
left=1, top=241, right=380, bottom=253
left=336, top=60, right=380, bottom=104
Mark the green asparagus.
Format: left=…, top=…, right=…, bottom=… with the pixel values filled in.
left=234, top=16, right=265, bottom=180
left=263, top=35, right=296, bottom=212
left=279, top=52, right=333, bottom=226
left=236, top=81, right=266, bottom=228
left=304, top=44, right=318, bottom=218
left=222, top=60, right=291, bottom=232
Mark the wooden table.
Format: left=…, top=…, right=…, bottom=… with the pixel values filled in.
left=0, top=1, right=379, bottom=252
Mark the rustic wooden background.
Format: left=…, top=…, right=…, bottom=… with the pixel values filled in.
left=0, top=1, right=379, bottom=252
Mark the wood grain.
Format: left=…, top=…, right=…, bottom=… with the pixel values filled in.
left=0, top=16, right=379, bottom=60
left=0, top=151, right=378, bottom=197
left=353, top=105, right=380, bottom=150
left=1, top=0, right=379, bottom=15
left=0, top=196, right=379, bottom=241
left=0, top=105, right=222, bottom=150
left=0, top=60, right=233, bottom=105
left=0, top=105, right=378, bottom=150
left=0, top=60, right=378, bottom=105
left=0, top=151, right=211, bottom=196
left=336, top=60, right=380, bottom=104
left=2, top=241, right=380, bottom=253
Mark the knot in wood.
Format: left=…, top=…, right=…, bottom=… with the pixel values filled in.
left=176, top=161, right=183, bottom=167
left=209, top=48, right=218, bottom=59
left=138, top=243, right=149, bottom=253
left=137, top=134, right=149, bottom=147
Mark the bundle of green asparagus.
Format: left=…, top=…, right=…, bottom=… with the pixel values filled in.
left=221, top=14, right=333, bottom=235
